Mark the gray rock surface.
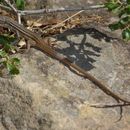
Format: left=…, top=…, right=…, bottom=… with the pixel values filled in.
left=0, top=26, right=130, bottom=130
left=0, top=0, right=130, bottom=130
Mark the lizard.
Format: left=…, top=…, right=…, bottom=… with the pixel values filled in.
left=0, top=15, right=130, bottom=104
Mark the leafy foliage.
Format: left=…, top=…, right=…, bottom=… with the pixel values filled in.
left=105, top=0, right=130, bottom=41
left=0, top=0, right=25, bottom=10
left=0, top=0, right=24, bottom=76
left=15, top=0, right=25, bottom=10
left=0, top=35, right=20, bottom=75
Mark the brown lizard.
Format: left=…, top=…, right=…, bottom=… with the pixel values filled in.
left=0, top=15, right=130, bottom=104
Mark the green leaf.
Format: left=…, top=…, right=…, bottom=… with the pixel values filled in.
left=120, top=16, right=130, bottom=26
left=0, top=35, right=16, bottom=44
left=15, top=0, right=25, bottom=10
left=105, top=1, right=130, bottom=41
left=109, top=22, right=122, bottom=31
left=127, top=0, right=130, bottom=4
left=0, top=0, right=3, bottom=3
left=125, top=5, right=130, bottom=14
left=6, top=62, right=20, bottom=75
left=4, top=43, right=13, bottom=52
left=7, top=57, right=20, bottom=75
left=0, top=50, right=7, bottom=57
left=112, top=6, right=122, bottom=13
left=122, top=28, right=130, bottom=40
left=119, top=8, right=126, bottom=17
left=11, top=58, right=20, bottom=65
left=0, top=35, right=9, bottom=45
left=0, top=34, right=20, bottom=75
left=105, top=2, right=120, bottom=11
left=0, top=35, right=16, bottom=52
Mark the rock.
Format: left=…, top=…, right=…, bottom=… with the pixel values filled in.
left=0, top=0, right=130, bottom=130
left=0, top=26, right=130, bottom=130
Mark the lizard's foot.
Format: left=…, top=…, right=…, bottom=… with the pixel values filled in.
left=16, top=39, right=31, bottom=54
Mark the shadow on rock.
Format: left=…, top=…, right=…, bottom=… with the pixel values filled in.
left=55, top=27, right=105, bottom=71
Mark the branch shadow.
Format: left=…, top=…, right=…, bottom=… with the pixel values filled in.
left=54, top=27, right=130, bottom=121
left=55, top=27, right=110, bottom=71
left=91, top=102, right=130, bottom=122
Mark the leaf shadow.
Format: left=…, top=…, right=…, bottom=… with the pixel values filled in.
left=54, top=27, right=108, bottom=71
